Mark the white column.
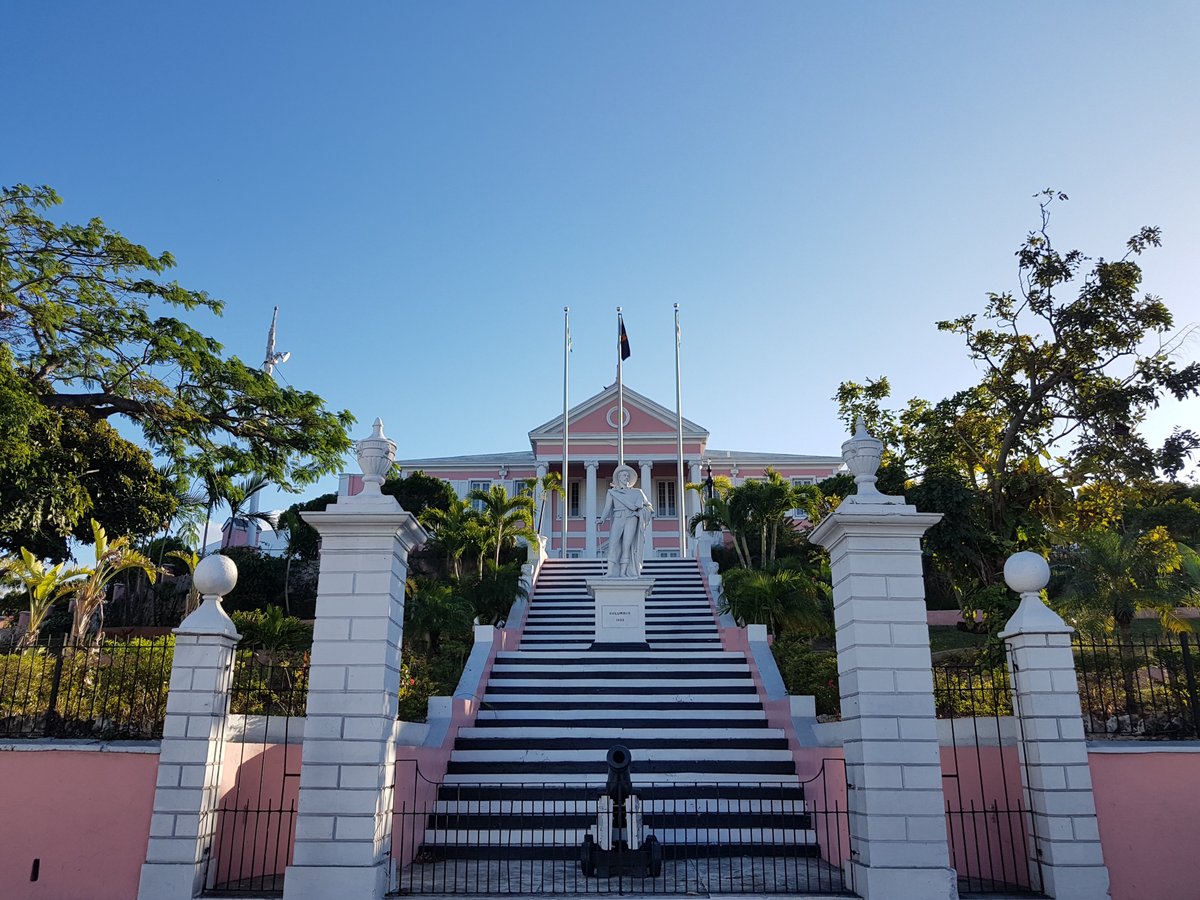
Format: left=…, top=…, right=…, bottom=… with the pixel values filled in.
left=809, top=422, right=957, bottom=900
left=138, top=556, right=240, bottom=900
left=534, top=462, right=548, bottom=539
left=999, top=553, right=1111, bottom=900
left=284, top=421, right=428, bottom=900
left=687, top=461, right=702, bottom=556
left=584, top=460, right=599, bottom=558
left=639, top=460, right=654, bottom=558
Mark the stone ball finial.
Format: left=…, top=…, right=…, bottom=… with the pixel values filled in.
left=356, top=417, right=397, bottom=493
left=194, top=553, right=238, bottom=597
left=1004, top=551, right=1050, bottom=595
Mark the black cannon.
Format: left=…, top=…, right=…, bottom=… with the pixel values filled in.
left=580, top=745, right=663, bottom=878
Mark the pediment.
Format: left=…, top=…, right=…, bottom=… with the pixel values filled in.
left=528, top=384, right=708, bottom=442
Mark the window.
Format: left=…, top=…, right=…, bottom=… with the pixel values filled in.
left=656, top=480, right=677, bottom=518
left=468, top=479, right=491, bottom=511
left=657, top=549, right=680, bottom=559
left=568, top=480, right=582, bottom=518
left=512, top=478, right=535, bottom=497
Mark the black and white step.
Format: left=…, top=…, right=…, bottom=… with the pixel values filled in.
left=414, top=557, right=815, bottom=862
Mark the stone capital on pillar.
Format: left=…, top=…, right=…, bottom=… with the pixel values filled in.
left=999, top=553, right=1110, bottom=900
left=139, top=556, right=241, bottom=900
left=807, top=421, right=956, bottom=900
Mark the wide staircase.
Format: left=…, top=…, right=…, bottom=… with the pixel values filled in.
left=399, top=559, right=841, bottom=893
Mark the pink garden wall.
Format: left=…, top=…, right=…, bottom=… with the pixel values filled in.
left=0, top=748, right=157, bottom=900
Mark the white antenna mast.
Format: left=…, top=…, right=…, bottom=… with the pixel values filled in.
left=262, top=305, right=291, bottom=375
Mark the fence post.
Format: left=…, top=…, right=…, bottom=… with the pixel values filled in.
left=137, top=555, right=241, bottom=900
left=283, top=419, right=428, bottom=900
left=999, top=552, right=1111, bottom=900
left=1180, top=634, right=1200, bottom=738
left=44, top=640, right=66, bottom=737
left=809, top=420, right=958, bottom=900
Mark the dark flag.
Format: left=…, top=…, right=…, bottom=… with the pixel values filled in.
left=619, top=316, right=631, bottom=361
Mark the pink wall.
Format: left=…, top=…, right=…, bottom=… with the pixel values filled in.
left=0, top=749, right=158, bottom=900
left=1091, top=750, right=1200, bottom=900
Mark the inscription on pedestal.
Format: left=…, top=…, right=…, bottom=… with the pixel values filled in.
left=586, top=577, right=655, bottom=647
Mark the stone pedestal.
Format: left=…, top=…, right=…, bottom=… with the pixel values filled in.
left=587, top=577, right=654, bottom=648
left=138, top=557, right=240, bottom=900
left=1000, top=553, right=1111, bottom=899
left=808, top=420, right=957, bottom=900
left=284, top=420, right=428, bottom=900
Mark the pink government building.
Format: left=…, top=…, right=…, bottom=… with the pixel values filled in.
left=345, top=384, right=843, bottom=559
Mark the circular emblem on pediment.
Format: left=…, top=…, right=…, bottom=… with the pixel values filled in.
left=605, top=406, right=632, bottom=428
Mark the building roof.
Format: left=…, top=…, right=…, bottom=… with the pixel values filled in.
left=396, top=450, right=536, bottom=470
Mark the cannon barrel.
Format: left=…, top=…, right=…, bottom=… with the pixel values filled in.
left=605, top=744, right=633, bottom=803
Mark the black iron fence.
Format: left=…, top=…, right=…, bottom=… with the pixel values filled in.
left=933, top=633, right=1200, bottom=741
left=0, top=635, right=173, bottom=739
left=934, top=661, right=1042, bottom=896
left=1074, top=633, right=1200, bottom=739
left=203, top=651, right=309, bottom=896
left=390, top=762, right=853, bottom=895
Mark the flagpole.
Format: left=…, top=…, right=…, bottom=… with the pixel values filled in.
left=562, top=306, right=570, bottom=559
left=674, top=303, right=687, bottom=557
left=616, top=307, right=625, bottom=467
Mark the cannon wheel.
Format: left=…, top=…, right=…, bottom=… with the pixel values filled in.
left=580, top=834, right=597, bottom=877
left=645, top=835, right=663, bottom=877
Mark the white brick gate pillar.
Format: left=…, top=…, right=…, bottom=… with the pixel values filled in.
left=283, top=419, right=428, bottom=900
left=999, top=552, right=1111, bottom=900
left=809, top=420, right=958, bottom=900
left=138, top=555, right=240, bottom=900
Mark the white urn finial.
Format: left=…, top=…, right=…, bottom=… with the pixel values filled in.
left=356, top=417, right=396, bottom=494
left=179, top=554, right=240, bottom=638
left=841, top=416, right=884, bottom=497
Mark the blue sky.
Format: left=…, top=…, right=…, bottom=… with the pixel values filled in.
left=8, top=2, right=1200, bottom=513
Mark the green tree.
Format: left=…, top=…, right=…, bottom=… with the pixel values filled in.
left=68, top=519, right=158, bottom=644
left=1, top=184, right=353, bottom=500
left=382, top=471, right=457, bottom=519
left=937, top=191, right=1199, bottom=509
left=0, top=347, right=178, bottom=560
left=466, top=485, right=536, bottom=566
left=835, top=192, right=1200, bottom=620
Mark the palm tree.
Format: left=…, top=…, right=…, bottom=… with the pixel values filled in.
left=68, top=520, right=159, bottom=645
left=219, top=474, right=275, bottom=549
left=535, top=471, right=563, bottom=535
left=719, top=565, right=832, bottom=637
left=1052, top=526, right=1195, bottom=716
left=1052, top=526, right=1190, bottom=636
left=422, top=499, right=488, bottom=578
left=0, top=549, right=84, bottom=647
left=155, top=462, right=208, bottom=553
left=689, top=493, right=752, bottom=568
left=728, top=470, right=799, bottom=567
left=467, top=485, right=537, bottom=566
left=405, top=576, right=474, bottom=653
left=166, top=548, right=202, bottom=617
